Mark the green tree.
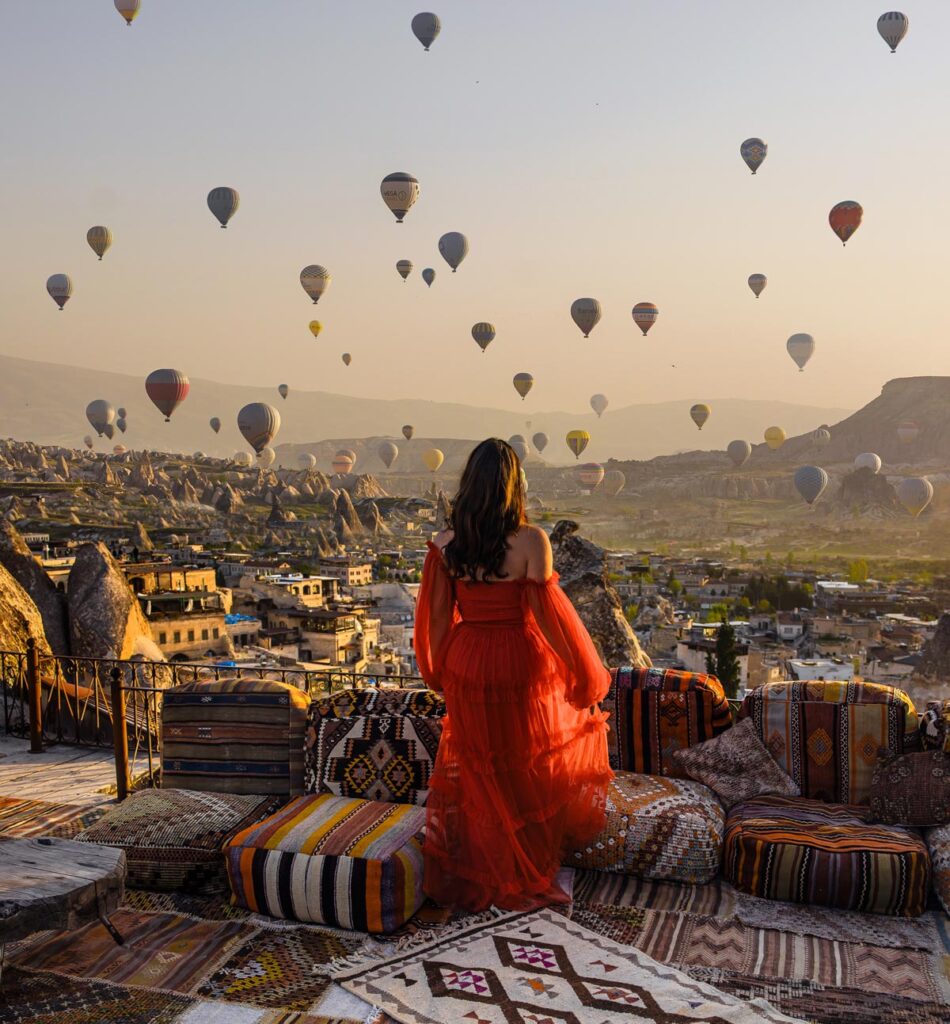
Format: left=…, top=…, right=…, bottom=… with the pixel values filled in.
left=706, top=612, right=742, bottom=699
left=705, top=602, right=729, bottom=623
left=848, top=558, right=869, bottom=584
left=669, top=579, right=682, bottom=597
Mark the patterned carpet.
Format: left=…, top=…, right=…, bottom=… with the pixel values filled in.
left=0, top=796, right=108, bottom=838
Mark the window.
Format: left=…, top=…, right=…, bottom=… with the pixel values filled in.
left=201, top=628, right=209, bottom=641
left=187, top=629, right=195, bottom=642
left=212, top=627, right=219, bottom=639
left=158, top=632, right=167, bottom=645
left=173, top=631, right=181, bottom=644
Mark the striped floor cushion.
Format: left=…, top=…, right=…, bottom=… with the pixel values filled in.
left=75, top=788, right=281, bottom=893
left=724, top=794, right=931, bottom=916
left=565, top=771, right=725, bottom=884
left=224, top=793, right=425, bottom=933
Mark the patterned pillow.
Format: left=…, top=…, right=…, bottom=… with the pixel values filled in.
left=671, top=717, right=800, bottom=810
left=920, top=699, right=950, bottom=753
left=924, top=823, right=950, bottom=915
left=867, top=749, right=950, bottom=827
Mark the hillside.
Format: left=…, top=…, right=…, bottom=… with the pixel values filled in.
left=0, top=353, right=851, bottom=464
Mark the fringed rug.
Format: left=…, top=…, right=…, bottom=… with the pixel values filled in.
left=331, top=907, right=803, bottom=1023
left=0, top=795, right=108, bottom=838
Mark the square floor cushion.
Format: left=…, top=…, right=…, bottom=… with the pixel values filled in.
left=224, top=792, right=426, bottom=933
left=566, top=770, right=725, bottom=885
left=723, top=794, right=931, bottom=916
left=75, top=788, right=281, bottom=893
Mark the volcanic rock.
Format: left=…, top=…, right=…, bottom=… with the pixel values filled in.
left=0, top=520, right=69, bottom=654
left=0, top=562, right=52, bottom=656
left=335, top=489, right=362, bottom=533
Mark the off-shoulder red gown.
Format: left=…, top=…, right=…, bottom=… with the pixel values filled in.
left=415, top=542, right=613, bottom=912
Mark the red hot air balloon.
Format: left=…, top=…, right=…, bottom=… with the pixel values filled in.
left=145, top=369, right=189, bottom=422
left=829, top=201, right=863, bottom=246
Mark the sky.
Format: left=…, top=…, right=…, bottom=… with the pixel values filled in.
left=2, top=0, right=949, bottom=425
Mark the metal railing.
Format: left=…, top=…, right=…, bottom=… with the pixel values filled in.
left=0, top=642, right=425, bottom=798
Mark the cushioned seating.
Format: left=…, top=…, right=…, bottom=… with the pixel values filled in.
left=224, top=793, right=426, bottom=933
left=162, top=676, right=311, bottom=796
left=76, top=788, right=280, bottom=892
left=566, top=770, right=725, bottom=884
left=305, top=687, right=445, bottom=805
left=738, top=680, right=917, bottom=806
left=924, top=823, right=950, bottom=915
left=603, top=667, right=732, bottom=776
left=724, top=794, right=931, bottom=916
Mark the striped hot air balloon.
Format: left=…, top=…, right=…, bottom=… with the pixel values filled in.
left=727, top=440, right=752, bottom=468
left=570, top=298, right=602, bottom=338
left=47, top=274, right=72, bottom=310
left=794, top=465, right=829, bottom=505
left=690, top=403, right=711, bottom=430
left=380, top=173, right=420, bottom=223
left=877, top=11, right=909, bottom=52
left=377, top=441, right=399, bottom=469
left=512, top=373, right=534, bottom=400
left=207, top=187, right=239, bottom=228
left=114, top=0, right=140, bottom=25
left=897, top=477, right=933, bottom=517
left=603, top=469, right=626, bottom=497
left=471, top=322, right=495, bottom=353
left=566, top=430, right=590, bottom=459
left=87, top=226, right=113, bottom=260
left=145, top=369, right=189, bottom=421
left=575, top=462, right=605, bottom=491
left=237, top=402, right=280, bottom=455
left=331, top=453, right=354, bottom=476
left=396, top=260, right=413, bottom=281
left=748, top=273, right=767, bottom=298
left=632, top=302, right=658, bottom=336
left=300, top=265, right=331, bottom=303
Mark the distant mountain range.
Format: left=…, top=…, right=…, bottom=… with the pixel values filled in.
left=0, top=353, right=853, bottom=464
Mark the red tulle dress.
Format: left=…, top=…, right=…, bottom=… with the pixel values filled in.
left=415, top=542, right=613, bottom=912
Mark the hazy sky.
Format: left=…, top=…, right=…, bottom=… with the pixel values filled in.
left=2, top=1, right=949, bottom=422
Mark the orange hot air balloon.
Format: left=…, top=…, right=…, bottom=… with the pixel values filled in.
left=632, top=302, right=658, bottom=336
left=829, top=201, right=863, bottom=246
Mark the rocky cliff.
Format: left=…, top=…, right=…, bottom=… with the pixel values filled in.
left=0, top=562, right=53, bottom=656
left=0, top=520, right=69, bottom=654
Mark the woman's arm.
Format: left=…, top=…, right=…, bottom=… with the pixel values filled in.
left=414, top=542, right=457, bottom=692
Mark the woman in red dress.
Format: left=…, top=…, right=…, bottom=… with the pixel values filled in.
left=415, top=438, right=613, bottom=912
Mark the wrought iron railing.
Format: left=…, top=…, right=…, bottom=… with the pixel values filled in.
left=0, top=641, right=425, bottom=798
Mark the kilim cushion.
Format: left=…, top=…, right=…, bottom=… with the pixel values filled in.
left=868, top=748, right=950, bottom=827
left=920, top=699, right=950, bottom=753
left=671, top=717, right=800, bottom=810
left=924, top=823, right=950, bottom=915
left=603, top=667, right=732, bottom=776
left=305, top=687, right=446, bottom=805
left=565, top=770, right=725, bottom=884
left=75, top=788, right=281, bottom=893
left=723, top=794, right=931, bottom=916
left=738, top=680, right=918, bottom=806
left=224, top=793, right=425, bottom=933
left=161, top=677, right=310, bottom=796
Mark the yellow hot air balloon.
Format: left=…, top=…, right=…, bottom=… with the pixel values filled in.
left=566, top=430, right=590, bottom=460
left=309, top=321, right=322, bottom=338
left=422, top=447, right=444, bottom=473
left=690, top=403, right=711, bottom=430
left=764, top=426, right=787, bottom=451
left=512, top=372, right=534, bottom=400
left=114, top=0, right=140, bottom=26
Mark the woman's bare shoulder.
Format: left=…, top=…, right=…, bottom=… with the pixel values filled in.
left=511, top=524, right=550, bottom=551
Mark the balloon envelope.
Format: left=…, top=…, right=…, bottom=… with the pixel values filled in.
left=309, top=321, right=322, bottom=338
left=298, top=452, right=317, bottom=471
left=331, top=454, right=354, bottom=475
left=257, top=447, right=276, bottom=470
left=590, top=393, right=608, bottom=418
left=300, top=265, right=331, bottom=303
left=877, top=11, right=909, bottom=51
left=377, top=441, right=399, bottom=468
left=897, top=420, right=919, bottom=444
left=402, top=424, right=414, bottom=441
left=116, top=417, right=127, bottom=434
left=411, top=11, right=441, bottom=50
left=471, top=322, right=495, bottom=353
left=510, top=439, right=529, bottom=462
left=422, top=447, right=444, bottom=472
left=83, top=435, right=93, bottom=450
left=727, top=440, right=752, bottom=468
left=896, top=476, right=933, bottom=517
left=422, top=267, right=436, bottom=287
left=209, top=417, right=221, bottom=434
left=278, top=384, right=289, bottom=400
left=233, top=451, right=253, bottom=467
left=787, top=333, right=815, bottom=372
left=438, top=231, right=469, bottom=272
left=114, top=0, right=140, bottom=25
left=748, top=273, right=767, bottom=297
left=794, top=465, right=829, bottom=505
left=237, top=402, right=280, bottom=454
left=854, top=452, right=882, bottom=474
left=86, top=226, right=113, bottom=260
left=740, top=137, right=767, bottom=174
left=86, top=399, right=115, bottom=436
left=532, top=431, right=549, bottom=453
left=603, top=469, right=626, bottom=496
left=690, top=403, right=711, bottom=430
left=207, top=187, right=239, bottom=228
left=575, top=462, right=604, bottom=490
left=764, top=426, right=786, bottom=450
left=47, top=274, right=72, bottom=310
left=145, top=368, right=189, bottom=421
left=829, top=201, right=863, bottom=246
left=631, top=302, right=658, bottom=336
left=380, top=173, right=420, bottom=223
left=342, top=353, right=352, bottom=366
left=337, top=448, right=357, bottom=467
left=396, top=260, right=413, bottom=281
left=566, top=430, right=590, bottom=459
left=570, top=298, right=602, bottom=338
left=812, top=427, right=832, bottom=448
left=512, top=372, right=534, bottom=400
left=103, top=423, right=115, bottom=441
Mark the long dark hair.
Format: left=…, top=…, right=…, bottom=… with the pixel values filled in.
left=443, top=438, right=526, bottom=581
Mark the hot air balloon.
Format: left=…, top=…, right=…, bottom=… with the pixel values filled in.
left=331, top=454, right=354, bottom=476
left=402, top=424, right=414, bottom=440
left=532, top=431, right=549, bottom=453
left=740, top=137, right=767, bottom=174
left=512, top=373, right=534, bottom=400
left=812, top=427, right=832, bottom=448
left=794, top=465, right=829, bottom=505
left=209, top=417, right=221, bottom=434
left=690, top=403, right=711, bottom=430
left=114, top=0, right=140, bottom=25
left=471, top=322, right=495, bottom=353
left=116, top=417, right=127, bottom=434
left=897, top=476, right=933, bottom=517
left=631, top=302, right=658, bottom=336
left=411, top=12, right=441, bottom=50
left=510, top=439, right=529, bottom=462
left=342, top=353, right=352, bottom=366
left=207, top=187, right=239, bottom=228
left=237, top=402, right=280, bottom=454
left=193, top=451, right=206, bottom=460
left=575, top=462, right=605, bottom=491
left=258, top=447, right=276, bottom=470
left=378, top=441, right=399, bottom=469
left=748, top=273, right=767, bottom=298
left=103, top=423, right=115, bottom=441
left=309, top=321, right=322, bottom=338
left=727, top=440, right=752, bottom=468
left=83, top=435, right=93, bottom=450
left=86, top=226, right=113, bottom=260
left=298, top=452, right=317, bottom=471
left=764, top=426, right=786, bottom=451
left=877, top=11, right=909, bottom=52
left=854, top=452, right=882, bottom=474
left=897, top=420, right=920, bottom=445
left=787, top=333, right=815, bottom=372
left=337, top=448, right=357, bottom=467
left=590, top=394, right=608, bottom=418
left=85, top=400, right=114, bottom=436
left=145, top=369, right=189, bottom=421
left=112, top=444, right=128, bottom=456
left=300, top=265, right=331, bottom=303
left=570, top=298, right=602, bottom=338
left=47, top=274, right=72, bottom=310
left=278, top=384, right=289, bottom=400
left=380, top=173, right=420, bottom=223
left=117, top=407, right=127, bottom=419
left=438, top=231, right=468, bottom=272
left=396, top=260, right=413, bottom=281
left=422, top=447, right=444, bottom=473
left=233, top=451, right=253, bottom=468
left=566, top=430, right=590, bottom=459
left=603, top=469, right=626, bottom=497
left=422, top=268, right=436, bottom=287
left=829, top=201, right=863, bottom=246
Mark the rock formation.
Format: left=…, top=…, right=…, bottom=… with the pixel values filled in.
left=635, top=595, right=675, bottom=628
left=0, top=561, right=53, bottom=656
left=917, top=613, right=950, bottom=682
left=0, top=520, right=69, bottom=654
left=132, top=521, right=154, bottom=552
left=335, top=489, right=362, bottom=534
left=550, top=520, right=651, bottom=670
left=358, top=500, right=391, bottom=536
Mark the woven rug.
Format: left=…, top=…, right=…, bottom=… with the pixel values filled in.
left=0, top=795, right=108, bottom=838
left=332, top=907, right=803, bottom=1023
